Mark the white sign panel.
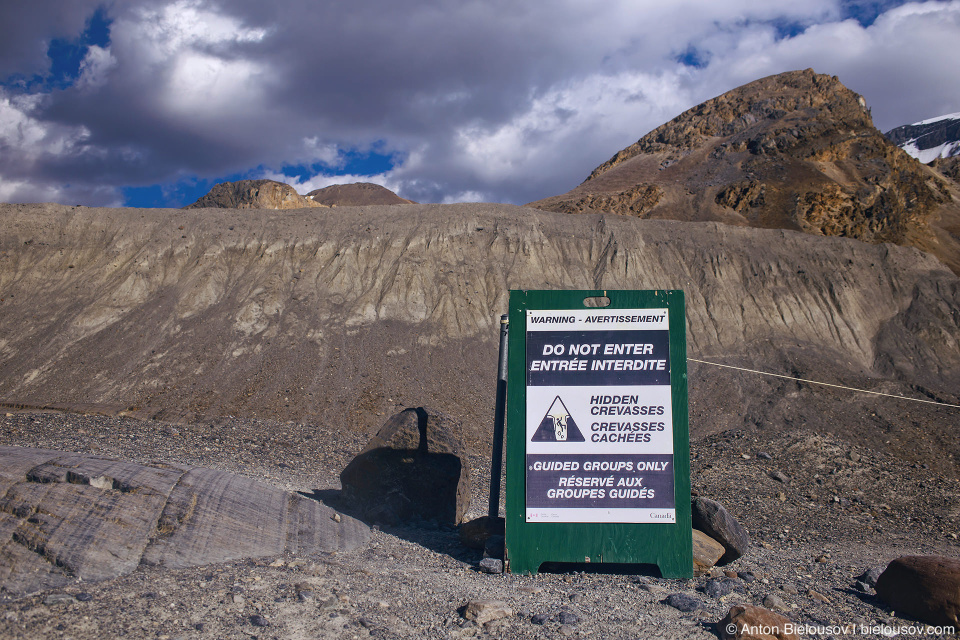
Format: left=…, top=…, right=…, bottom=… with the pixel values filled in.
left=525, top=309, right=675, bottom=523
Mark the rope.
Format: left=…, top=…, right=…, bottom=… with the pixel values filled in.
left=688, top=358, right=960, bottom=409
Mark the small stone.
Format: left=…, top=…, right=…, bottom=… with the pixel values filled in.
left=558, top=611, right=580, bottom=625
left=718, top=604, right=799, bottom=640
left=738, top=571, right=757, bottom=583
left=664, top=593, right=702, bottom=612
left=693, top=528, right=725, bottom=574
left=780, top=584, right=799, bottom=595
left=43, top=593, right=77, bottom=605
left=855, top=580, right=872, bottom=592
left=249, top=615, right=270, bottom=627
left=702, top=578, right=736, bottom=598
left=768, top=469, right=789, bottom=483
left=519, top=585, right=544, bottom=595
left=762, top=594, right=790, bottom=612
left=757, top=452, right=773, bottom=460
left=531, top=612, right=552, bottom=625
left=297, top=590, right=315, bottom=602
left=857, top=567, right=883, bottom=588
left=559, top=624, right=576, bottom=636
left=463, top=599, right=512, bottom=626
left=75, top=592, right=93, bottom=602
left=478, top=558, right=503, bottom=574
left=231, top=593, right=245, bottom=605
left=808, top=589, right=831, bottom=603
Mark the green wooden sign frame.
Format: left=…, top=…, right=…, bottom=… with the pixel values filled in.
left=505, top=289, right=692, bottom=578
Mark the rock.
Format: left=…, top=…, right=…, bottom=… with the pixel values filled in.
left=693, top=528, right=726, bottom=574
left=808, top=588, right=830, bottom=603
left=691, top=497, right=750, bottom=564
left=780, top=584, right=799, bottom=595
left=762, top=594, right=790, bottom=612
left=875, top=555, right=960, bottom=626
left=663, top=593, right=702, bottom=612
left=558, top=611, right=580, bottom=625
left=459, top=516, right=505, bottom=550
left=768, top=470, right=789, bottom=483
left=478, top=558, right=503, bottom=574
left=483, top=535, right=505, bottom=561
left=340, top=407, right=472, bottom=525
left=559, top=624, right=576, bottom=636
left=718, top=604, right=799, bottom=640
left=0, top=447, right=370, bottom=598
left=738, top=571, right=757, bottom=583
left=857, top=566, right=884, bottom=588
left=702, top=578, right=737, bottom=598
left=531, top=612, right=551, bottom=625
left=249, top=614, right=270, bottom=627
left=43, top=593, right=77, bottom=605
left=757, top=452, right=773, bottom=460
left=463, top=599, right=512, bottom=625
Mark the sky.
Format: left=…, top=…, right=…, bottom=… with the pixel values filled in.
left=1, top=1, right=959, bottom=208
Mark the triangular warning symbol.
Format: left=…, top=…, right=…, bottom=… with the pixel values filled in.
left=531, top=396, right=585, bottom=442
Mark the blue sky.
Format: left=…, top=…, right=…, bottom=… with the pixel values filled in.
left=0, top=0, right=958, bottom=208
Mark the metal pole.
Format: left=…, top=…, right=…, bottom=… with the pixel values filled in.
left=488, top=314, right=509, bottom=519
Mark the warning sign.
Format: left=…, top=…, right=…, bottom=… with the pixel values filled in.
left=531, top=396, right=585, bottom=442
left=525, top=309, right=676, bottom=523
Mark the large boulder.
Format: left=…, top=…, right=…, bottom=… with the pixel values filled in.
left=692, top=497, right=750, bottom=565
left=876, top=555, right=960, bottom=626
left=0, top=446, right=369, bottom=600
left=340, top=407, right=471, bottom=525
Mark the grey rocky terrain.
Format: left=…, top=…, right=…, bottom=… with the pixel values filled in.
left=1, top=409, right=959, bottom=639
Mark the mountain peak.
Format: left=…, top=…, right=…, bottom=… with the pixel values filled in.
left=185, top=179, right=325, bottom=210
left=306, top=182, right=416, bottom=206
left=529, top=69, right=960, bottom=274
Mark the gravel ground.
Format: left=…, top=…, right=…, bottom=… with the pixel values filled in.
left=1, top=409, right=959, bottom=639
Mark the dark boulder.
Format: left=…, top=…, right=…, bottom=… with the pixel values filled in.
left=691, top=497, right=750, bottom=564
left=876, top=555, right=960, bottom=626
left=340, top=407, right=471, bottom=525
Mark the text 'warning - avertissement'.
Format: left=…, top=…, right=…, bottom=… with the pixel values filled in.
left=525, top=309, right=676, bottom=524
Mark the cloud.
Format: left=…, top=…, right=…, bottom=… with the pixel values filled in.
left=0, top=0, right=958, bottom=206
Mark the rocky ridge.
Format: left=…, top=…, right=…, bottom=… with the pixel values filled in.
left=185, top=179, right=326, bottom=210
left=885, top=113, right=960, bottom=164
left=307, top=182, right=416, bottom=206
left=1, top=202, right=959, bottom=474
left=529, top=69, right=960, bottom=276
